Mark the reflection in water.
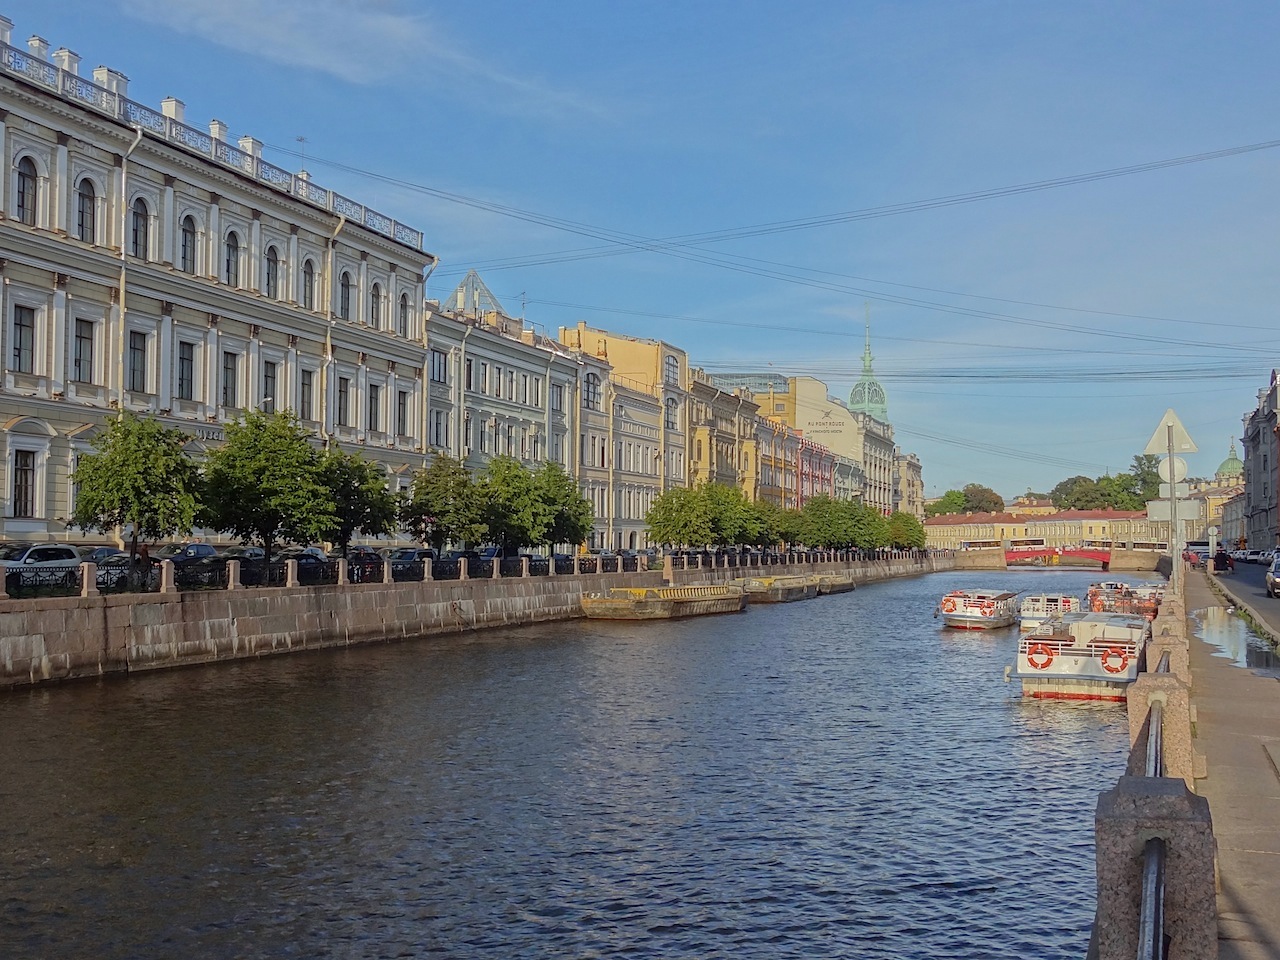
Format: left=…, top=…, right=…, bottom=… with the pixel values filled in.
left=0, top=569, right=1130, bottom=959
left=1194, top=605, right=1280, bottom=674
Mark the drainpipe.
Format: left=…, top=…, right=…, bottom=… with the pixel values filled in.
left=319, top=215, right=347, bottom=445
left=544, top=350, right=555, bottom=466
left=114, top=126, right=144, bottom=411
left=454, top=324, right=473, bottom=462
left=607, top=380, right=616, bottom=549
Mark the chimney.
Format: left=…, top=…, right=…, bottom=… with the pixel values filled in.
left=209, top=119, right=228, bottom=141
left=52, top=47, right=79, bottom=75
left=160, top=97, right=184, bottom=123
left=0, top=17, right=12, bottom=47
left=27, top=35, right=48, bottom=60
left=92, top=65, right=129, bottom=97
left=237, top=135, right=262, bottom=159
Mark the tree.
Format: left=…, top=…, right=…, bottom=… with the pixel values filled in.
left=199, top=411, right=335, bottom=564
left=401, top=453, right=485, bottom=551
left=962, top=483, right=1004, bottom=513
left=646, top=486, right=712, bottom=546
left=925, top=489, right=966, bottom=517
left=535, top=460, right=593, bottom=550
left=887, top=511, right=926, bottom=548
left=319, top=449, right=399, bottom=557
left=1130, top=454, right=1161, bottom=502
left=477, top=456, right=549, bottom=555
left=703, top=482, right=762, bottom=545
left=70, top=412, right=199, bottom=563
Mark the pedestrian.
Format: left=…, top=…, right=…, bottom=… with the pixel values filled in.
left=1213, top=548, right=1229, bottom=574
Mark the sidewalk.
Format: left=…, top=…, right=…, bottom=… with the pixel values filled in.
left=1185, top=570, right=1280, bottom=960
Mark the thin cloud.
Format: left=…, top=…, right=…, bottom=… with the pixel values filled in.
left=119, top=0, right=609, bottom=121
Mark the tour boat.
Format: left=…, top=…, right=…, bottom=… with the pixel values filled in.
left=1018, top=594, right=1082, bottom=632
left=580, top=584, right=748, bottom=620
left=735, top=575, right=820, bottom=603
left=1014, top=611, right=1151, bottom=701
left=1085, top=582, right=1163, bottom=619
left=937, top=589, right=1018, bottom=629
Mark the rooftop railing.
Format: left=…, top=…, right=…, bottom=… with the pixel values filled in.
left=0, top=41, right=424, bottom=251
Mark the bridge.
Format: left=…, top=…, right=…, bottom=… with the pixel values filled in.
left=1005, top=547, right=1112, bottom=566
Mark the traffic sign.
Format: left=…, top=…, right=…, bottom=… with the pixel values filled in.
left=1157, top=456, right=1188, bottom=482
left=1144, top=409, right=1198, bottom=456
left=1158, top=483, right=1190, bottom=498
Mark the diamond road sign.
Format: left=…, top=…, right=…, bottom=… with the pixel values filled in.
left=1144, top=409, right=1198, bottom=456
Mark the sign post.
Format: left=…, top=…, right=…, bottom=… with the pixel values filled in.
left=1144, top=409, right=1198, bottom=592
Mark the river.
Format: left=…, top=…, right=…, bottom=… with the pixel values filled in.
left=0, top=569, right=1142, bottom=959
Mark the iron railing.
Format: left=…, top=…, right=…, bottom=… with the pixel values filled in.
left=1136, top=648, right=1172, bottom=960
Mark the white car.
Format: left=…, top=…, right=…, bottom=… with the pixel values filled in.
left=1245, top=550, right=1264, bottom=563
left=0, top=543, right=81, bottom=568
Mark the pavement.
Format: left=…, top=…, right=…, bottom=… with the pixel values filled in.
left=1184, top=567, right=1280, bottom=960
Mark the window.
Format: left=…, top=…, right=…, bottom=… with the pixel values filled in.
left=264, top=246, right=279, bottom=299
left=262, top=361, right=278, bottom=411
left=465, top=358, right=473, bottom=391
left=130, top=198, right=149, bottom=259
left=551, top=383, right=563, bottom=412
left=521, top=374, right=529, bottom=404
left=76, top=180, right=96, bottom=243
left=368, top=384, right=381, bottom=432
left=432, top=410, right=449, bottom=447
left=664, top=354, right=680, bottom=385
left=464, top=413, right=473, bottom=450
left=224, top=232, right=241, bottom=286
left=300, top=369, right=314, bottom=420
left=221, top=351, right=239, bottom=407
left=12, top=305, right=35, bottom=373
left=479, top=362, right=489, bottom=394
left=73, top=319, right=95, bottom=383
left=177, top=341, right=195, bottom=400
left=128, top=331, right=147, bottom=393
left=11, top=449, right=35, bottom=518
left=396, top=390, right=409, bottom=437
left=665, top=398, right=679, bottom=429
left=479, top=418, right=488, bottom=452
left=398, top=294, right=409, bottom=337
left=337, top=377, right=350, bottom=426
left=532, top=377, right=541, bottom=407
left=494, top=366, right=503, bottom=399
left=507, top=370, right=515, bottom=399
left=507, top=425, right=515, bottom=455
left=584, top=373, right=601, bottom=411
left=429, top=349, right=447, bottom=383
left=16, top=156, right=37, bottom=226
left=180, top=216, right=197, bottom=273
left=339, top=272, right=352, bottom=320
left=369, top=283, right=381, bottom=329
left=302, top=260, right=315, bottom=309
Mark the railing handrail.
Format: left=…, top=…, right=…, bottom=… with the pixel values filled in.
left=1136, top=836, right=1167, bottom=960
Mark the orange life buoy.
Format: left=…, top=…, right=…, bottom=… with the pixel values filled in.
left=1027, top=642, right=1054, bottom=669
left=1101, top=647, right=1130, bottom=674
left=1091, top=596, right=1105, bottom=612
left=980, top=601, right=995, bottom=616
left=941, top=597, right=957, bottom=613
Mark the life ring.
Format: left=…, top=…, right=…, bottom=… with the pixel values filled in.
left=941, top=598, right=957, bottom=613
left=1101, top=647, right=1130, bottom=674
left=1091, top=596, right=1105, bottom=612
left=1027, top=643, right=1054, bottom=669
left=980, top=601, right=995, bottom=616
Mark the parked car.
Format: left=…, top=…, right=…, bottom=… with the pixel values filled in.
left=217, top=545, right=265, bottom=561
left=1245, top=549, right=1264, bottom=564
left=1267, top=558, right=1280, bottom=598
left=0, top=543, right=81, bottom=568
left=439, top=549, right=480, bottom=562
left=82, top=545, right=126, bottom=564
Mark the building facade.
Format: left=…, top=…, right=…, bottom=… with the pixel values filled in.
left=1241, top=374, right=1279, bottom=552
left=892, top=448, right=924, bottom=520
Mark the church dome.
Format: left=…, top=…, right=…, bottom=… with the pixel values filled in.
left=1215, top=441, right=1243, bottom=481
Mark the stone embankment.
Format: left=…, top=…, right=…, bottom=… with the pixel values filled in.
left=0, top=553, right=955, bottom=690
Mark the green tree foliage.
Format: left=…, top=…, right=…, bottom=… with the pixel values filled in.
left=1130, top=454, right=1161, bottom=502
left=199, top=411, right=335, bottom=563
left=646, top=486, right=713, bottom=546
left=925, top=489, right=966, bottom=517
left=703, top=482, right=763, bottom=545
left=70, top=412, right=199, bottom=560
left=401, top=453, right=485, bottom=551
left=535, top=460, right=593, bottom=549
left=478, top=456, right=550, bottom=554
left=319, top=449, right=399, bottom=557
left=962, top=483, right=1005, bottom=513
left=796, top=495, right=889, bottom=549
left=886, top=511, right=926, bottom=549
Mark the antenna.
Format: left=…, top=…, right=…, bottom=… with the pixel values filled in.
left=296, top=135, right=308, bottom=174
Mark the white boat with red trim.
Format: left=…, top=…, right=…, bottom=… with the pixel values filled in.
left=1018, top=594, right=1082, bottom=632
left=1014, top=611, right=1150, bottom=701
left=937, top=589, right=1018, bottom=629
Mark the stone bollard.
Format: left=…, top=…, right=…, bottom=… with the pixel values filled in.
left=521, top=557, right=530, bottom=578
left=546, top=556, right=556, bottom=578
left=459, top=558, right=469, bottom=580
left=0, top=571, right=6, bottom=599
left=226, top=559, right=242, bottom=590
left=80, top=561, right=99, bottom=598
left=286, top=558, right=300, bottom=588
left=159, top=559, right=176, bottom=594
left=383, top=560, right=394, bottom=585
left=1126, top=673, right=1195, bottom=785
left=337, top=558, right=349, bottom=585
left=422, top=558, right=432, bottom=582
left=492, top=556, right=500, bottom=579
left=1093, top=776, right=1217, bottom=960
left=663, top=554, right=674, bottom=584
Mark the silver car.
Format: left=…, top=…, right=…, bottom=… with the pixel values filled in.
left=1266, top=558, right=1280, bottom=598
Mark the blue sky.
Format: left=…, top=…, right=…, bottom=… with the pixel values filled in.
left=12, top=0, right=1280, bottom=497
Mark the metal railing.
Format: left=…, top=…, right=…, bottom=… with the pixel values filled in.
left=1137, top=648, right=1172, bottom=960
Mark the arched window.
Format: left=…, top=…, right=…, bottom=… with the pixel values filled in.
left=180, top=216, right=197, bottom=273
left=264, top=246, right=279, bottom=299
left=339, top=272, right=352, bottom=320
left=224, top=232, right=241, bottom=286
left=398, top=294, right=410, bottom=337
left=584, top=372, right=601, bottom=411
left=664, top=354, right=679, bottom=385
left=76, top=179, right=96, bottom=243
left=302, top=260, right=316, bottom=309
left=369, top=283, right=381, bottom=329
left=130, top=198, right=149, bottom=259
left=664, top=397, right=679, bottom=430
left=15, top=156, right=37, bottom=225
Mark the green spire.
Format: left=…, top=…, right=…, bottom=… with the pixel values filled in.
left=848, top=309, right=888, bottom=421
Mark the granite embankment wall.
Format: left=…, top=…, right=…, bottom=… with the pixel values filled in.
left=951, top=548, right=1167, bottom=572
left=0, top=554, right=956, bottom=690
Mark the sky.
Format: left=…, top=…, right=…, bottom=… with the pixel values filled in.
left=10, top=0, right=1280, bottom=498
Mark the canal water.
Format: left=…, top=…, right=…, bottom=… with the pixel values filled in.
left=0, top=569, right=1143, bottom=959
